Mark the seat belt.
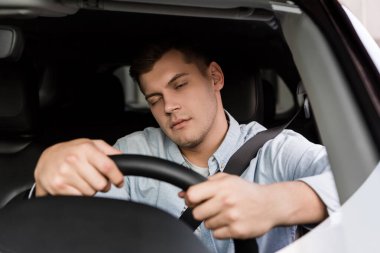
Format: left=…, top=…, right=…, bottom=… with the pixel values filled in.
left=179, top=109, right=301, bottom=252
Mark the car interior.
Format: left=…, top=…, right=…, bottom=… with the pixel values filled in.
left=0, top=5, right=324, bottom=209
left=1, top=0, right=380, bottom=252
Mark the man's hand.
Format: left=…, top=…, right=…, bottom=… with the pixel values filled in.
left=34, top=138, right=124, bottom=197
left=179, top=173, right=327, bottom=239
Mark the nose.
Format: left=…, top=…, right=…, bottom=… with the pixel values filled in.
left=164, top=96, right=181, bottom=114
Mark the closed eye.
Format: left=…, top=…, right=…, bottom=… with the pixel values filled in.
left=175, top=82, right=187, bottom=89
left=147, top=96, right=161, bottom=106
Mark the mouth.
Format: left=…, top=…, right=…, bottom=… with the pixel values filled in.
left=170, top=118, right=190, bottom=130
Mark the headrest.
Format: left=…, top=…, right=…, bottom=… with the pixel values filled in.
left=221, top=67, right=264, bottom=124
left=0, top=65, right=38, bottom=136
left=0, top=26, right=24, bottom=61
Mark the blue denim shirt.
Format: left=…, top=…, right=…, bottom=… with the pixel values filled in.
left=97, top=112, right=339, bottom=253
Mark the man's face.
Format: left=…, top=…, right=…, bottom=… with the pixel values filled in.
left=139, top=49, right=223, bottom=149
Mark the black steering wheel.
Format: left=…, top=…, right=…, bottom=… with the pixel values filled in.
left=0, top=154, right=210, bottom=253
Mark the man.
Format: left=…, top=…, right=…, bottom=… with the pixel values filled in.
left=33, top=39, right=339, bottom=253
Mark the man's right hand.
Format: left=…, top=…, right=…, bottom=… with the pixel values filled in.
left=34, top=138, right=124, bottom=197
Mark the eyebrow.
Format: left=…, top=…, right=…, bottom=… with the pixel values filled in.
left=145, top=72, right=189, bottom=100
left=168, top=73, right=189, bottom=85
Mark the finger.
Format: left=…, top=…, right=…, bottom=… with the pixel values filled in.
left=73, top=157, right=111, bottom=193
left=185, top=180, right=221, bottom=206
left=48, top=174, right=93, bottom=196
left=212, top=226, right=232, bottom=239
left=35, top=183, right=48, bottom=197
left=203, top=211, right=232, bottom=230
left=52, top=160, right=98, bottom=196
left=93, top=139, right=122, bottom=155
left=85, top=147, right=124, bottom=188
left=213, top=224, right=252, bottom=240
left=100, top=181, right=112, bottom=192
left=55, top=185, right=85, bottom=196
left=66, top=175, right=97, bottom=196
left=185, top=173, right=232, bottom=205
left=178, top=191, right=185, bottom=198
left=192, top=196, right=224, bottom=221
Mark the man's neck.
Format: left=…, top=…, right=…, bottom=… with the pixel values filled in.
left=180, top=114, right=228, bottom=167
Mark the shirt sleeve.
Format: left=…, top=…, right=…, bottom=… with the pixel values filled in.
left=298, top=171, right=340, bottom=214
left=260, top=129, right=340, bottom=214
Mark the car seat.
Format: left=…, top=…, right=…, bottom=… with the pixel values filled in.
left=221, top=63, right=276, bottom=126
left=0, top=62, right=43, bottom=208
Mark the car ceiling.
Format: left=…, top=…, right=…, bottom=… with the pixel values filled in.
left=0, top=0, right=301, bottom=92
left=0, top=0, right=279, bottom=18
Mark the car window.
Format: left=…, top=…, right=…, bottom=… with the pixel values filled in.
left=0, top=1, right=379, bottom=253
left=261, top=69, right=299, bottom=119
left=342, top=5, right=380, bottom=73
left=113, top=66, right=149, bottom=110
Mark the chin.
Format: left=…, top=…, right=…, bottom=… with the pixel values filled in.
left=175, top=137, right=202, bottom=149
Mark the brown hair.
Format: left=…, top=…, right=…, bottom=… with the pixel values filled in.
left=129, top=38, right=212, bottom=85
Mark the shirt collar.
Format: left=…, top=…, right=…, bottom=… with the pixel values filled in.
left=211, top=111, right=241, bottom=173
left=166, top=136, right=188, bottom=167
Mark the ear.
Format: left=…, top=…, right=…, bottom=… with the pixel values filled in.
left=209, top=61, right=224, bottom=91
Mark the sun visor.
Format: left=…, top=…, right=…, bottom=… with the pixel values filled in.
left=0, top=26, right=24, bottom=61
